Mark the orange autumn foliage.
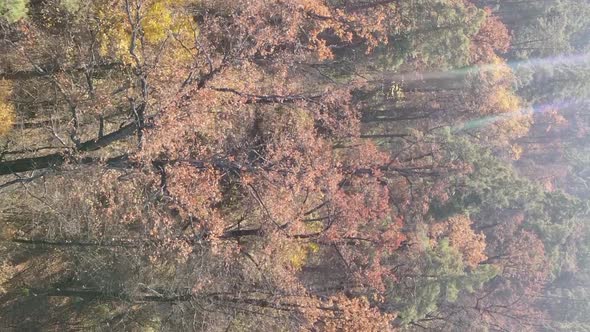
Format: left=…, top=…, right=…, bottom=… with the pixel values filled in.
left=430, top=214, right=487, bottom=268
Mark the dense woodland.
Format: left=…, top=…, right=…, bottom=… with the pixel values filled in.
left=0, top=0, right=589, bottom=331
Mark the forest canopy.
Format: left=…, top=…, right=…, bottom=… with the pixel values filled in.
left=0, top=0, right=589, bottom=331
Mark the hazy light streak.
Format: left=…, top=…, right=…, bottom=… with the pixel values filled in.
left=454, top=100, right=577, bottom=131
left=381, top=52, right=590, bottom=83
left=378, top=53, right=588, bottom=131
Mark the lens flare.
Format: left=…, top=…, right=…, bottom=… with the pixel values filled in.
left=454, top=100, right=576, bottom=131
left=382, top=52, right=590, bottom=84
left=379, top=53, right=589, bottom=131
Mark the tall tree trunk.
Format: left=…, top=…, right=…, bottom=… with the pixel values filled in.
left=0, top=62, right=125, bottom=81
left=0, top=123, right=137, bottom=175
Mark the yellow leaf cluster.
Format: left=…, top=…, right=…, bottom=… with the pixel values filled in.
left=143, top=2, right=173, bottom=43
left=286, top=242, right=320, bottom=270
left=491, top=87, right=521, bottom=113
left=95, top=0, right=193, bottom=63
left=0, top=81, right=15, bottom=136
left=0, top=261, right=15, bottom=295
left=96, top=3, right=132, bottom=62
left=288, top=244, right=309, bottom=270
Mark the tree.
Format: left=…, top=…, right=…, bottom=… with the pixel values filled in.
left=0, top=0, right=27, bottom=22
left=1, top=0, right=589, bottom=330
left=429, top=214, right=487, bottom=269
left=388, top=237, right=498, bottom=327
